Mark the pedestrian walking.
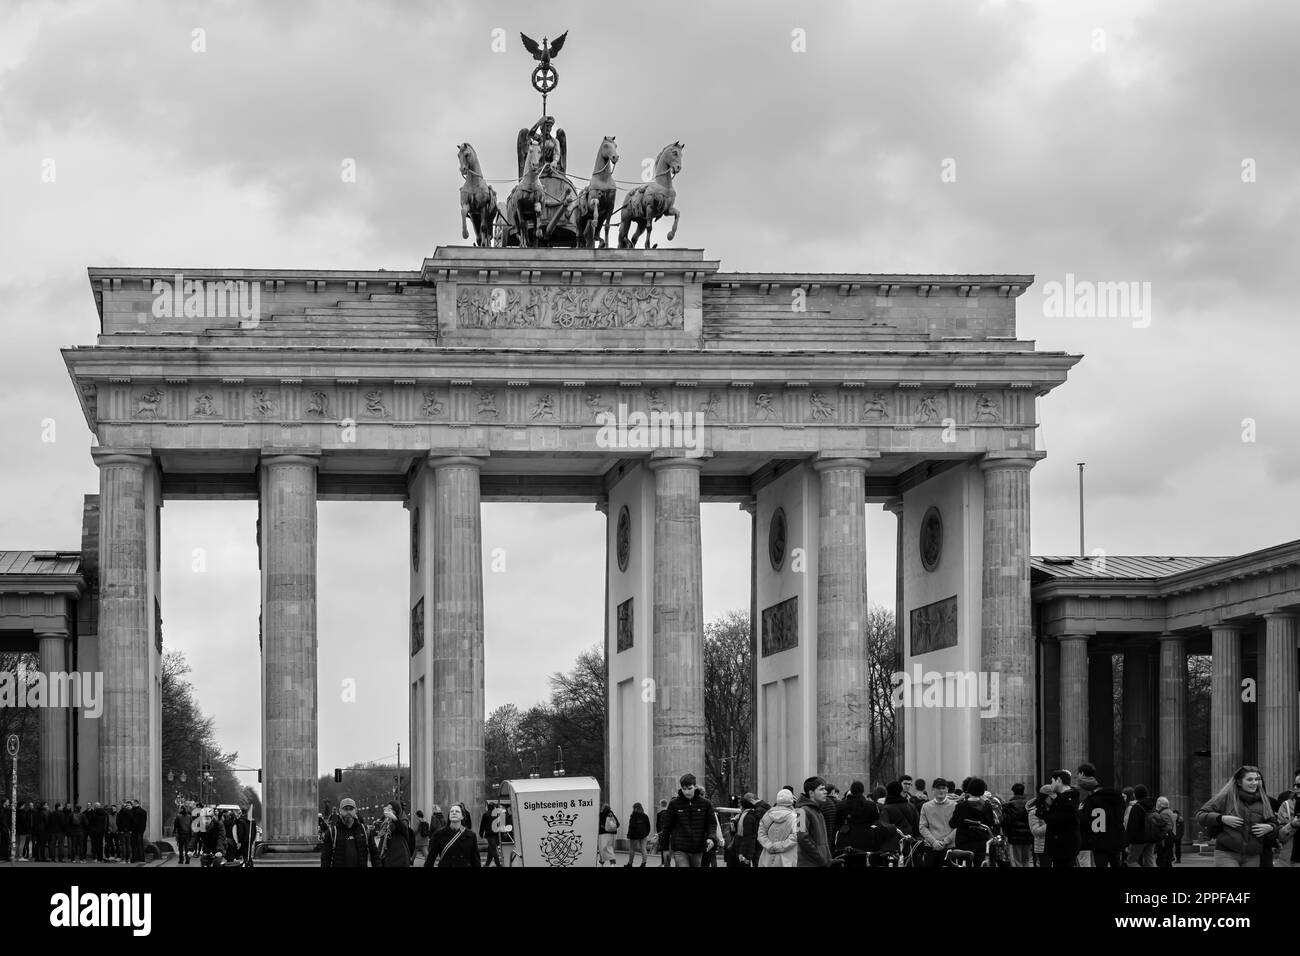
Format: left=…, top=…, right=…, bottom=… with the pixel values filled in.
left=424, top=803, right=480, bottom=867
left=321, top=797, right=370, bottom=867
left=659, top=773, right=715, bottom=868
left=625, top=802, right=651, bottom=867
left=1197, top=765, right=1277, bottom=868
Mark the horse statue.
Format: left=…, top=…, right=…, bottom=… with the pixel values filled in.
left=505, top=139, right=543, bottom=248
left=457, top=143, right=497, bottom=247
left=619, top=141, right=683, bottom=249
left=575, top=136, right=620, bottom=248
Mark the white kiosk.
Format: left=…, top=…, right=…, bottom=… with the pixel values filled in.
left=501, top=776, right=601, bottom=868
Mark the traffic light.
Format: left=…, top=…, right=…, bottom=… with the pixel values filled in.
left=202, top=761, right=211, bottom=771
left=334, top=768, right=343, bottom=783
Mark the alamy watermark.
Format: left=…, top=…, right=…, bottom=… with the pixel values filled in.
left=891, top=666, right=1000, bottom=718
left=1041, top=272, right=1152, bottom=328
left=151, top=273, right=261, bottom=326
left=0, top=670, right=103, bottom=719
left=594, top=404, right=706, bottom=458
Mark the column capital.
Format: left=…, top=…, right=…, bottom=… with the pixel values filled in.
left=90, top=448, right=153, bottom=468
left=1210, top=622, right=1246, bottom=635
left=1157, top=631, right=1187, bottom=644
left=427, top=455, right=486, bottom=470
left=1262, top=611, right=1298, bottom=623
left=260, top=451, right=320, bottom=468
left=1057, top=633, right=1091, bottom=645
left=811, top=455, right=874, bottom=473
left=35, top=630, right=70, bottom=641
left=647, top=454, right=706, bottom=471
left=978, top=451, right=1046, bottom=473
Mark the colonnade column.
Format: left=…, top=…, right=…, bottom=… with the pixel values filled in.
left=428, top=456, right=486, bottom=814
left=1209, top=624, right=1244, bottom=790
left=1157, top=632, right=1188, bottom=821
left=884, top=497, right=904, bottom=780
left=37, top=632, right=70, bottom=804
left=1261, top=613, right=1298, bottom=793
left=978, top=452, right=1041, bottom=799
left=649, top=455, right=705, bottom=804
left=1058, top=635, right=1090, bottom=775
left=813, top=457, right=870, bottom=792
left=92, top=449, right=153, bottom=805
left=1122, top=644, right=1153, bottom=787
left=260, top=453, right=319, bottom=845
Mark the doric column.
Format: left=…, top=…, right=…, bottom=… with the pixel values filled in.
left=260, top=453, right=319, bottom=845
left=813, top=458, right=870, bottom=791
left=1058, top=635, right=1090, bottom=775
left=978, top=453, right=1041, bottom=799
left=429, top=456, right=485, bottom=813
left=1261, top=613, right=1298, bottom=793
left=1209, top=624, right=1245, bottom=789
left=37, top=632, right=70, bottom=803
left=649, top=456, right=705, bottom=804
left=1157, top=632, right=1188, bottom=821
left=1088, top=650, right=1114, bottom=786
left=1122, top=644, right=1153, bottom=787
left=92, top=449, right=153, bottom=805
left=884, top=497, right=904, bottom=779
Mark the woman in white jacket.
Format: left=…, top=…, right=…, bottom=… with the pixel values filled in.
left=757, top=789, right=799, bottom=867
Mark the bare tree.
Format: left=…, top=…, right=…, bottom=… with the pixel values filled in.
left=704, top=609, right=752, bottom=802
left=866, top=604, right=899, bottom=785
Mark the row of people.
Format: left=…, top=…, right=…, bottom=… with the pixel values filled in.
left=0, top=798, right=148, bottom=862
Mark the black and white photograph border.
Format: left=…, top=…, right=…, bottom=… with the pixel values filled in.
left=0, top=0, right=1294, bottom=934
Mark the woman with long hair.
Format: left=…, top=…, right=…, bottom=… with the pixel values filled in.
left=1196, top=765, right=1277, bottom=867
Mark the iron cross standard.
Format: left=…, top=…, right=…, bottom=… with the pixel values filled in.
left=520, top=30, right=567, bottom=113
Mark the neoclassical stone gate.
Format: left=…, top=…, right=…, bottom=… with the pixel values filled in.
left=64, top=246, right=1077, bottom=844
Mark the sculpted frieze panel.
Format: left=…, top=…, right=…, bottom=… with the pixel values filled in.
left=456, top=284, right=684, bottom=330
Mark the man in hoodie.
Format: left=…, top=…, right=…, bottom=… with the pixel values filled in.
left=793, top=776, right=831, bottom=866
left=1038, top=769, right=1081, bottom=868
left=1079, top=769, right=1127, bottom=867
left=918, top=778, right=957, bottom=866
left=660, top=772, right=715, bottom=868
left=1001, top=783, right=1034, bottom=867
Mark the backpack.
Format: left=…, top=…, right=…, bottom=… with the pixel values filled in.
left=1125, top=802, right=1150, bottom=843
left=603, top=814, right=618, bottom=834
left=1144, top=809, right=1168, bottom=843
left=418, top=820, right=430, bottom=839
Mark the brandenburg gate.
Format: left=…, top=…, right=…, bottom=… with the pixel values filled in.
left=62, top=246, right=1077, bottom=845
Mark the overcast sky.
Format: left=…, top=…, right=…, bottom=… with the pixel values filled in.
left=2, top=0, right=1297, bottom=792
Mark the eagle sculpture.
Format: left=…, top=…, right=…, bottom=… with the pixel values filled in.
left=520, top=31, right=568, bottom=64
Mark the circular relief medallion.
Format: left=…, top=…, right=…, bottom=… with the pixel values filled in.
left=769, top=507, right=787, bottom=571
left=919, top=506, right=943, bottom=572
left=411, top=507, right=420, bottom=572
left=616, top=506, right=630, bottom=573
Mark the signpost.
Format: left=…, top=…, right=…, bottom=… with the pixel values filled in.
left=6, top=735, right=18, bottom=863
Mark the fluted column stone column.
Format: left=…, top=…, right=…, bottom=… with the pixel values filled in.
left=813, top=457, right=870, bottom=792
left=1210, top=624, right=1245, bottom=790
left=1261, top=613, right=1298, bottom=794
left=1157, top=632, right=1188, bottom=821
left=429, top=456, right=486, bottom=814
left=260, top=453, right=319, bottom=845
left=884, top=497, right=905, bottom=779
left=1122, top=644, right=1154, bottom=788
left=37, top=632, right=70, bottom=804
left=92, top=449, right=153, bottom=806
left=978, top=453, right=1041, bottom=799
left=1058, top=635, right=1090, bottom=775
left=649, top=456, right=705, bottom=804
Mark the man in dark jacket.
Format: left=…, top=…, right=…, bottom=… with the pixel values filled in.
left=479, top=804, right=502, bottom=866
left=880, top=780, right=920, bottom=837
left=660, top=772, right=715, bottom=867
left=17, top=801, right=34, bottom=860
left=1125, top=785, right=1163, bottom=867
left=1002, top=783, right=1034, bottom=867
left=130, top=799, right=148, bottom=862
left=33, top=802, right=49, bottom=861
left=321, top=797, right=370, bottom=867
left=794, top=776, right=832, bottom=867
left=1037, top=770, right=1080, bottom=868
left=654, top=799, right=671, bottom=867
left=1080, top=774, right=1127, bottom=867
left=48, top=802, right=65, bottom=862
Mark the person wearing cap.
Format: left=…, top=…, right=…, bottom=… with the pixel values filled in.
left=734, top=792, right=769, bottom=868
left=660, top=772, right=716, bottom=867
left=321, top=798, right=371, bottom=867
